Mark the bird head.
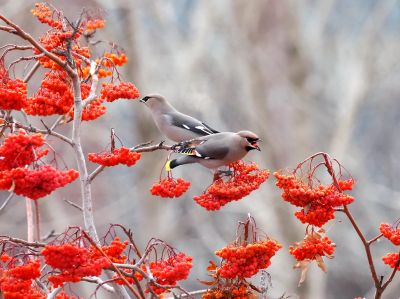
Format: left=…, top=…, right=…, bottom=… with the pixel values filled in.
left=140, top=94, right=168, bottom=110
left=237, top=131, right=261, bottom=151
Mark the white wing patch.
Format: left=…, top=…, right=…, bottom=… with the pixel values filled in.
left=195, top=125, right=213, bottom=135
left=182, top=124, right=190, bottom=129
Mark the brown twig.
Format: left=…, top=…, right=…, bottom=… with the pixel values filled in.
left=0, top=235, right=46, bottom=247
left=0, top=14, right=74, bottom=76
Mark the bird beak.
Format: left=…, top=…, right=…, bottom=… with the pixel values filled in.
left=251, top=142, right=261, bottom=151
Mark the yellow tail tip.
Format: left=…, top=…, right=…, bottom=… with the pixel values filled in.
left=165, top=160, right=172, bottom=172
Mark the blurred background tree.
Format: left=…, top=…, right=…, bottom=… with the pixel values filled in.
left=0, top=1, right=399, bottom=298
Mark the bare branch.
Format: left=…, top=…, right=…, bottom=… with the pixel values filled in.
left=23, top=61, right=40, bottom=82
left=0, top=236, right=46, bottom=247
left=9, top=121, right=73, bottom=145
left=46, top=287, right=61, bottom=299
left=83, top=61, right=99, bottom=108
left=0, top=14, right=74, bottom=76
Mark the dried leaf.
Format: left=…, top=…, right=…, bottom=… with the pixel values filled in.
left=294, top=260, right=310, bottom=287
left=197, top=279, right=217, bottom=286
left=207, top=260, right=217, bottom=272
left=315, top=254, right=327, bottom=272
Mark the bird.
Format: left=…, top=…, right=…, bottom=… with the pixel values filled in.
left=165, top=130, right=261, bottom=172
left=140, top=94, right=219, bottom=142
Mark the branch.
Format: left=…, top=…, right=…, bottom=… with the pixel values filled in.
left=88, top=142, right=173, bottom=182
left=0, top=236, right=46, bottom=247
left=0, top=14, right=74, bottom=76
left=342, top=206, right=380, bottom=287
left=81, top=277, right=115, bottom=293
left=170, top=289, right=208, bottom=298
left=23, top=61, right=40, bottom=82
left=368, top=233, right=383, bottom=245
left=9, top=121, right=73, bottom=145
left=83, top=61, right=99, bottom=108
left=46, top=287, right=61, bottom=299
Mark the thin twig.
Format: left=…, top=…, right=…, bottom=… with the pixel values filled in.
left=0, top=14, right=74, bottom=76
left=0, top=235, right=46, bottom=247
left=0, top=193, right=14, bottom=213
left=63, top=199, right=83, bottom=211
left=23, top=61, right=40, bottom=82
left=169, top=289, right=208, bottom=298
left=81, top=277, right=115, bottom=293
left=10, top=121, right=73, bottom=145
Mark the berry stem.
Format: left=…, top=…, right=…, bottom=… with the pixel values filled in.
left=367, top=233, right=383, bottom=245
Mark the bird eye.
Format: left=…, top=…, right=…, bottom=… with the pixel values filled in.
left=246, top=137, right=259, bottom=143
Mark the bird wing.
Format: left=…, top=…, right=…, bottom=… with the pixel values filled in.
left=172, top=134, right=229, bottom=160
left=167, top=112, right=219, bottom=136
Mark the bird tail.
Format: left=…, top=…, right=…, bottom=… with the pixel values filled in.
left=165, top=159, right=178, bottom=171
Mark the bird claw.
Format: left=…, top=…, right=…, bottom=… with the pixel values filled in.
left=214, top=170, right=233, bottom=181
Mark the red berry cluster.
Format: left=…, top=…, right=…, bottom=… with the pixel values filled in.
left=294, top=205, right=335, bottom=227
left=69, top=83, right=106, bottom=121
left=0, top=130, right=48, bottom=171
left=31, top=3, right=63, bottom=29
left=0, top=166, right=79, bottom=200
left=0, top=61, right=27, bottom=111
left=0, top=260, right=44, bottom=299
left=215, top=239, right=282, bottom=279
left=53, top=292, right=79, bottom=299
left=150, top=177, right=191, bottom=198
left=102, top=52, right=128, bottom=67
left=150, top=253, right=193, bottom=286
left=289, top=232, right=335, bottom=261
left=100, top=82, right=140, bottom=102
left=88, top=147, right=141, bottom=167
left=25, top=72, right=73, bottom=115
left=382, top=252, right=400, bottom=271
left=203, top=284, right=253, bottom=299
left=91, top=237, right=129, bottom=264
left=41, top=243, right=111, bottom=287
left=274, top=172, right=355, bottom=226
left=85, top=19, right=106, bottom=32
left=379, top=223, right=400, bottom=246
left=194, top=161, right=269, bottom=211
left=134, top=253, right=193, bottom=295
left=0, top=254, right=11, bottom=263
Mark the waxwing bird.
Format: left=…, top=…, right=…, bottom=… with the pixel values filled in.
left=165, top=131, right=261, bottom=171
left=140, top=94, right=219, bottom=142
